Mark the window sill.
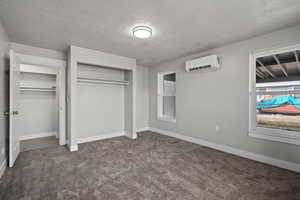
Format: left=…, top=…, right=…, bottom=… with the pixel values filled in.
left=249, top=127, right=300, bottom=146
left=158, top=116, right=176, bottom=123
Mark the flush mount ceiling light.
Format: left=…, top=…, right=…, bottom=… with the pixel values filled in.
left=132, top=26, right=152, bottom=39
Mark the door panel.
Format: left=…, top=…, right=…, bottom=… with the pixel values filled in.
left=9, top=50, right=20, bottom=167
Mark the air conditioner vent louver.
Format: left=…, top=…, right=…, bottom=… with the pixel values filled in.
left=190, top=65, right=211, bottom=71
left=185, top=55, right=220, bottom=72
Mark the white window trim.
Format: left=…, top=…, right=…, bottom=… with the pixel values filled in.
left=157, top=71, right=176, bottom=123
left=249, top=43, right=300, bottom=145
left=158, top=116, right=177, bottom=123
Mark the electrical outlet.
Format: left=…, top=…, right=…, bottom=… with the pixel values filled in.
left=0, top=147, right=4, bottom=156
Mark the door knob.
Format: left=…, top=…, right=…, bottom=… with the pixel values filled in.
left=3, top=111, right=9, bottom=116
left=13, top=111, right=19, bottom=115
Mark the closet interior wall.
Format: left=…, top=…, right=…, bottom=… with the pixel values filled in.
left=76, top=64, right=125, bottom=140
left=19, top=72, right=58, bottom=140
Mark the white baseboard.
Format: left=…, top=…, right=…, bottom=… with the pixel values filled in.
left=77, top=132, right=125, bottom=144
left=136, top=127, right=150, bottom=132
left=148, top=127, right=300, bottom=173
left=19, top=132, right=56, bottom=141
left=124, top=131, right=137, bottom=139
left=0, top=159, right=7, bottom=179
left=68, top=144, right=78, bottom=152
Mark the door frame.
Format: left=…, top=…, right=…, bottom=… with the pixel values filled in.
left=15, top=53, right=67, bottom=146
left=67, top=46, right=137, bottom=151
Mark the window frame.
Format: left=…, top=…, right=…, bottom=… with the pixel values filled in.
left=249, top=44, right=300, bottom=145
left=157, top=71, right=176, bottom=123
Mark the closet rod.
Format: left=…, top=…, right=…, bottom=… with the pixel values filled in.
left=20, top=87, right=56, bottom=92
left=77, top=77, right=129, bottom=85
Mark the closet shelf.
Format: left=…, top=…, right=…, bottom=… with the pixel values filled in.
left=20, top=87, right=56, bottom=92
left=77, top=77, right=129, bottom=86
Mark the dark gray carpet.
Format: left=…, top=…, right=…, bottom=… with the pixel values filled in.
left=0, top=131, right=299, bottom=200
left=20, top=136, right=59, bottom=152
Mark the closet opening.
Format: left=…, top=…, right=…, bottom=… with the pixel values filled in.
left=9, top=51, right=66, bottom=167
left=19, top=65, right=59, bottom=151
left=67, top=46, right=137, bottom=151
left=75, top=63, right=135, bottom=144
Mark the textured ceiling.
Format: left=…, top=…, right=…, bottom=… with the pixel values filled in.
left=0, top=0, right=300, bottom=66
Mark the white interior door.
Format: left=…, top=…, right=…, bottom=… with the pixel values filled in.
left=9, top=50, right=20, bottom=167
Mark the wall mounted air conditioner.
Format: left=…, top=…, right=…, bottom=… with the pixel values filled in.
left=185, top=55, right=220, bottom=72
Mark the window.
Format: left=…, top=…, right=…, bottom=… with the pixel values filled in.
left=249, top=44, right=300, bottom=145
left=157, top=72, right=176, bottom=122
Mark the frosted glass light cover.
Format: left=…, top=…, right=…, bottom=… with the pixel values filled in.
left=132, top=26, right=152, bottom=39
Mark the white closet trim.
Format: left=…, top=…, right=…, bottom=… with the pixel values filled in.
left=16, top=53, right=67, bottom=146
left=67, top=45, right=137, bottom=152
left=77, top=132, right=125, bottom=144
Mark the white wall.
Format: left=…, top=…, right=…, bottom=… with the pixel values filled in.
left=136, top=66, right=149, bottom=129
left=19, top=73, right=57, bottom=138
left=148, top=25, right=300, bottom=164
left=0, top=19, right=10, bottom=168
left=76, top=64, right=125, bottom=139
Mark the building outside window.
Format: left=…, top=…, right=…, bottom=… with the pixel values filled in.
left=157, top=72, right=176, bottom=123
left=249, top=44, right=300, bottom=145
